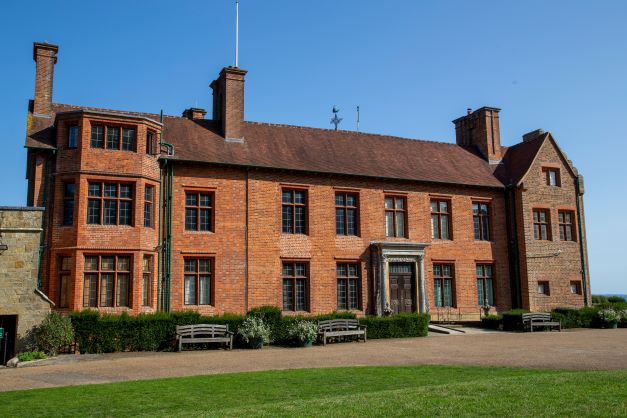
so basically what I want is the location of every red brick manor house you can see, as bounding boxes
[25,42,591,320]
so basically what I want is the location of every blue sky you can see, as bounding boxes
[1,1,625,293]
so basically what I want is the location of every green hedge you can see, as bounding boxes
[70,309,428,353]
[481,315,502,330]
[359,313,429,339]
[502,309,528,331]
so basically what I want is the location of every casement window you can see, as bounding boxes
[384,196,407,238]
[558,210,575,241]
[144,186,154,228]
[431,199,451,240]
[282,189,307,234]
[142,256,153,306]
[533,209,551,240]
[62,182,75,226]
[543,168,561,187]
[472,202,490,241]
[537,281,550,295]
[570,281,582,295]
[476,264,494,306]
[433,264,454,308]
[185,192,213,231]
[90,125,136,151]
[184,258,212,305]
[68,125,78,149]
[87,182,134,226]
[282,262,308,311]
[335,192,358,236]
[337,263,360,310]
[146,131,154,155]
[83,255,131,308]
[58,257,72,308]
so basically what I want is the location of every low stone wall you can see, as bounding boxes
[0,207,51,353]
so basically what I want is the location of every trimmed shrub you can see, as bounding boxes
[17,351,47,362]
[481,315,502,330]
[502,309,528,331]
[607,296,626,304]
[592,295,608,304]
[359,313,429,339]
[34,312,75,355]
[70,310,245,354]
[551,307,582,329]
[315,312,357,321]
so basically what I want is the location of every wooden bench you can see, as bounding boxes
[317,319,367,346]
[176,324,234,351]
[522,313,561,332]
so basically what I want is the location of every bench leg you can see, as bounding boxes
[323,333,327,346]
[178,338,182,352]
[229,337,233,350]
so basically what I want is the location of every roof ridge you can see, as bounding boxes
[244,120,457,147]
[52,102,183,120]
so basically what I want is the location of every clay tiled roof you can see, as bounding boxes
[494,133,547,186]
[26,103,507,188]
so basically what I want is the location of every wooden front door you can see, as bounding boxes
[389,263,415,314]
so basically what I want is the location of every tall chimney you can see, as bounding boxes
[453,106,502,163]
[32,42,59,116]
[210,66,247,141]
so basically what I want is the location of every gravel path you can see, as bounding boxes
[1,328,626,392]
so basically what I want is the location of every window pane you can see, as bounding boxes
[472,203,479,214]
[385,211,394,237]
[441,215,449,239]
[346,194,357,207]
[122,128,135,151]
[117,257,131,271]
[59,274,69,308]
[384,197,393,209]
[477,279,484,305]
[348,264,358,277]
[185,208,198,230]
[486,279,494,305]
[199,259,211,273]
[336,264,347,278]
[434,279,442,307]
[335,193,345,206]
[431,214,439,239]
[395,197,404,209]
[433,264,441,277]
[294,191,306,204]
[101,257,115,270]
[283,279,293,310]
[282,263,293,277]
[431,201,438,213]
[83,274,98,307]
[100,273,114,307]
[91,126,104,148]
[395,213,405,237]
[144,186,153,202]
[336,208,345,234]
[199,275,211,304]
[184,259,197,273]
[68,126,78,148]
[144,203,151,227]
[199,209,211,231]
[106,127,120,149]
[64,183,75,197]
[282,190,293,203]
[294,206,306,233]
[143,273,150,306]
[485,265,493,277]
[88,183,101,197]
[295,279,306,311]
[61,257,72,271]
[184,275,196,305]
[119,201,132,225]
[119,184,132,199]
[104,184,117,197]
[85,256,98,271]
[186,193,197,206]
[104,200,117,225]
[116,273,130,307]
[282,205,293,233]
[473,216,481,240]
[199,194,211,207]
[143,256,151,273]
[63,197,75,226]
[295,263,306,277]
[443,265,451,277]
[337,279,347,310]
[443,279,452,307]
[348,279,359,309]
[481,216,490,240]
[346,208,357,235]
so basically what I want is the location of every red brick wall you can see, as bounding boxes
[516,138,586,311]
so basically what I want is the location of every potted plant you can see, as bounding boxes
[286,320,317,347]
[238,316,270,349]
[597,308,619,329]
[618,309,627,328]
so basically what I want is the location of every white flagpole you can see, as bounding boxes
[235,0,239,67]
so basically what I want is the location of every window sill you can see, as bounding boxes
[184,230,214,234]
[281,233,309,236]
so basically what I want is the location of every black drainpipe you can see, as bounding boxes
[575,176,589,307]
[504,185,522,309]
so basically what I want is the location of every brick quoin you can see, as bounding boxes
[24,42,591,320]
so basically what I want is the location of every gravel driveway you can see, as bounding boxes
[1,328,625,392]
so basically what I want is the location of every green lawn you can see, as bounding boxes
[1,365,626,417]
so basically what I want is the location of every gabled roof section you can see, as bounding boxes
[494,132,578,187]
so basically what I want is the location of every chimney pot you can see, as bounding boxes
[32,42,59,116]
[453,106,503,163]
[210,66,247,141]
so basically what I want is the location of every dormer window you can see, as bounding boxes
[543,168,560,187]
[90,125,136,151]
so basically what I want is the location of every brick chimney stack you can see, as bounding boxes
[182,107,207,120]
[453,107,503,163]
[32,42,59,116]
[210,66,247,141]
